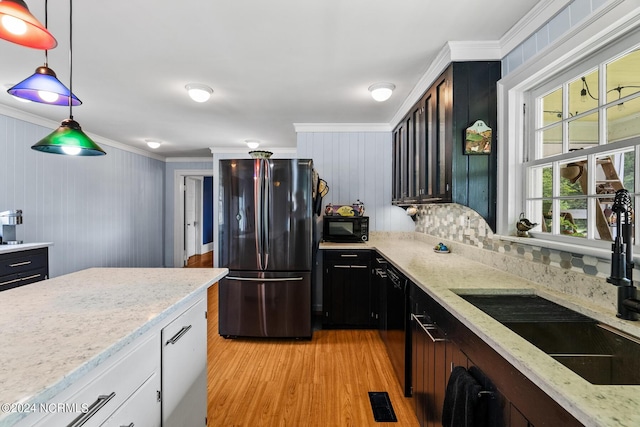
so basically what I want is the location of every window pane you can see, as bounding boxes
[607,95,640,143]
[558,199,587,238]
[541,88,562,126]
[571,70,598,114]
[541,125,562,157]
[559,160,586,196]
[606,48,640,104]
[568,112,599,151]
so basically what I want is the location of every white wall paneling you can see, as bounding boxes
[296,131,414,232]
[0,114,165,277]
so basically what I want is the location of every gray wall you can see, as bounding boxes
[0,114,165,277]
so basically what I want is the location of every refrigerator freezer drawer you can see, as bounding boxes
[218,271,312,339]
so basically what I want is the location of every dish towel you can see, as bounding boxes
[442,366,487,427]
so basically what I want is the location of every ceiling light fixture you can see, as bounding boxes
[0,0,56,49]
[245,139,260,149]
[7,0,80,105]
[368,82,395,102]
[146,139,161,149]
[185,83,213,103]
[31,0,105,156]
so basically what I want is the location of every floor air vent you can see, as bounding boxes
[368,391,397,422]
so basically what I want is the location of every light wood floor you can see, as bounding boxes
[186,251,213,268]
[207,284,419,426]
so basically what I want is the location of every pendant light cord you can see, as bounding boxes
[68,0,73,119]
[44,0,48,67]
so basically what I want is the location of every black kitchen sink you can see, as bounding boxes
[459,293,640,385]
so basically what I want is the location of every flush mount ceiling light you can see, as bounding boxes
[32,0,105,156]
[368,82,395,102]
[7,0,80,105]
[0,0,57,49]
[145,139,161,149]
[245,139,260,149]
[185,83,213,103]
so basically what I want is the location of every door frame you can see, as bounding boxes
[185,176,203,260]
[173,169,214,267]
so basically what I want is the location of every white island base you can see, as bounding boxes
[0,267,227,427]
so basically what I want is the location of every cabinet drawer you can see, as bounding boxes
[0,248,48,276]
[324,250,371,264]
[32,332,159,427]
[0,267,48,291]
[101,371,161,427]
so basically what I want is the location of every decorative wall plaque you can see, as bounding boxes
[465,120,492,155]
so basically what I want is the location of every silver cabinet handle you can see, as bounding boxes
[9,261,31,267]
[340,254,358,258]
[226,276,303,282]
[333,265,351,269]
[350,265,368,269]
[0,277,22,287]
[166,325,192,345]
[67,392,115,427]
[411,314,447,343]
[0,274,42,287]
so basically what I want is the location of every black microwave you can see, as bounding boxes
[323,216,369,242]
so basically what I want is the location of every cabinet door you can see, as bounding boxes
[392,124,404,202]
[433,68,452,201]
[162,297,207,427]
[411,315,426,427]
[323,251,371,328]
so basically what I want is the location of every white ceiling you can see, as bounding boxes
[0,0,541,158]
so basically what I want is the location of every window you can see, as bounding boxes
[524,44,640,245]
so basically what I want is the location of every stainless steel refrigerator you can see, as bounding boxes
[218,158,313,338]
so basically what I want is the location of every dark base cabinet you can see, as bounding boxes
[0,247,49,292]
[322,250,375,328]
[410,283,582,427]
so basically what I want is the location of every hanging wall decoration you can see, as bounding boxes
[464,120,492,155]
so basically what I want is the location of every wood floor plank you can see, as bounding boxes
[207,284,419,426]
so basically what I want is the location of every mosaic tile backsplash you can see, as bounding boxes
[410,203,621,312]
[413,203,612,278]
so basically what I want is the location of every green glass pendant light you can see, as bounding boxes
[31,0,105,156]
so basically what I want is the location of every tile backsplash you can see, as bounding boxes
[410,203,619,312]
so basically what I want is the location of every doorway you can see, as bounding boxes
[173,169,214,267]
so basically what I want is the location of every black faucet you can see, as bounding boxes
[606,189,640,320]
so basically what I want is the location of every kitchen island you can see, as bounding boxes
[321,233,640,427]
[0,267,227,427]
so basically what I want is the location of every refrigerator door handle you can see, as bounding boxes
[255,160,265,270]
[226,276,304,282]
[262,159,270,269]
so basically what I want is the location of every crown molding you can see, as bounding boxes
[165,157,214,163]
[448,40,502,61]
[293,123,392,133]
[0,104,166,161]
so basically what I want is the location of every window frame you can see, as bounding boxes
[522,40,640,249]
[496,10,640,258]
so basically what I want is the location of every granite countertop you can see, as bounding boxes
[0,267,227,425]
[321,235,640,427]
[0,242,53,254]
